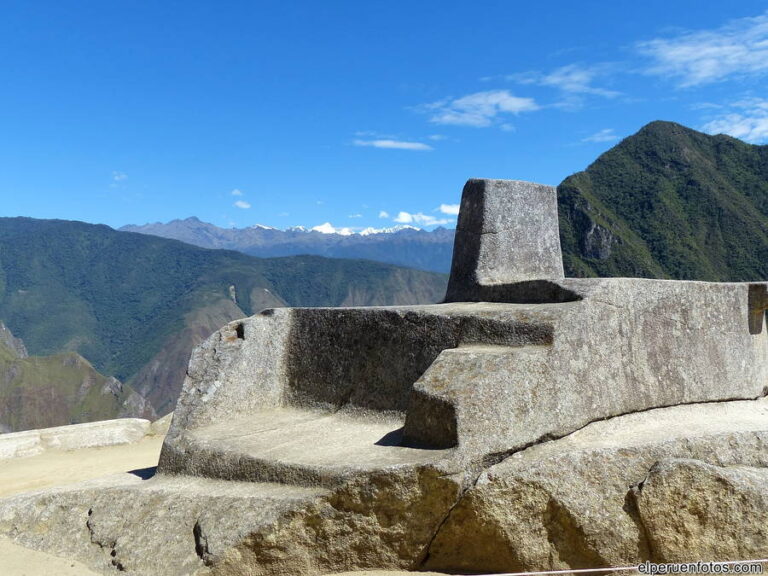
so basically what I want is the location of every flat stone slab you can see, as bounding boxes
[0,419,151,460]
[164,407,450,487]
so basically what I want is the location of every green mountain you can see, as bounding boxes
[558,121,768,280]
[0,324,151,433]
[0,218,448,422]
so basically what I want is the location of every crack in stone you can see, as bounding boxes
[193,520,213,566]
[86,508,125,572]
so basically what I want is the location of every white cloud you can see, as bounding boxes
[427,134,447,141]
[438,203,460,215]
[311,222,353,236]
[231,188,244,196]
[701,98,768,143]
[233,200,251,209]
[353,139,432,151]
[354,130,396,139]
[378,210,390,219]
[394,211,451,227]
[425,90,539,127]
[517,64,620,98]
[112,171,127,182]
[637,11,768,87]
[348,213,363,218]
[582,128,620,143]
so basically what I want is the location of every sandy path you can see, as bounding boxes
[0,435,165,498]
[0,536,101,576]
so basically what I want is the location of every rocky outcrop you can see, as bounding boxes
[0,473,325,576]
[0,322,27,358]
[635,459,768,561]
[424,399,768,573]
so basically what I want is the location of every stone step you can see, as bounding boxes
[0,471,326,576]
[161,407,451,488]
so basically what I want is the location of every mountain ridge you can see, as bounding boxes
[120,219,456,273]
[558,120,768,280]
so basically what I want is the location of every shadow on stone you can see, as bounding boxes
[128,466,157,480]
[374,427,404,447]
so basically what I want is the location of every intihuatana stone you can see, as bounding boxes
[445,179,564,302]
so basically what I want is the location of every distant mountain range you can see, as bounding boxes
[122,123,768,285]
[0,218,447,430]
[120,219,457,273]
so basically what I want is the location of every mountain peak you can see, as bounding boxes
[559,120,768,281]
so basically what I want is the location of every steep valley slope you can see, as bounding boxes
[0,322,152,433]
[0,219,448,427]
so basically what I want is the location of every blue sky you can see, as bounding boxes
[2,1,768,232]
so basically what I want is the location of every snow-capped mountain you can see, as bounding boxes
[120,217,455,273]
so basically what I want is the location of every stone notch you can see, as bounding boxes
[445,179,564,303]
[748,283,768,335]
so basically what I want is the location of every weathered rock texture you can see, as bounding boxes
[424,399,768,572]
[635,459,768,562]
[0,322,27,358]
[446,179,564,302]
[1,178,768,576]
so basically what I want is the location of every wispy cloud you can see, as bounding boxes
[231,188,244,196]
[424,90,539,127]
[393,211,451,226]
[582,128,620,143]
[438,203,460,215]
[112,171,128,182]
[354,139,432,151]
[234,200,251,209]
[515,64,620,98]
[378,210,390,219]
[700,98,768,143]
[348,213,363,218]
[637,11,768,87]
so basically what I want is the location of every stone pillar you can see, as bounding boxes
[445,179,564,302]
